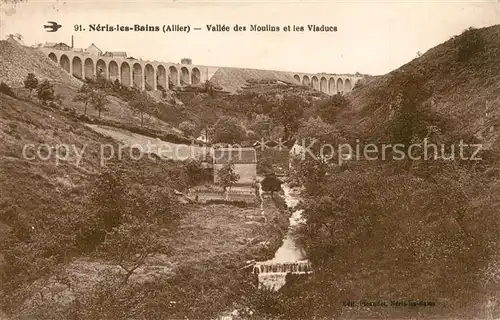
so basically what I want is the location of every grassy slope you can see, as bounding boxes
[344,25,500,148]
[0,41,80,87]
[0,93,112,225]
[86,124,207,160]
[210,67,299,93]
[0,40,179,135]
[52,82,176,132]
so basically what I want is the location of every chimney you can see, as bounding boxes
[71,35,74,48]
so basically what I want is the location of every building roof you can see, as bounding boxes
[213,147,257,164]
[52,42,71,48]
[87,43,102,53]
[104,51,127,56]
[43,42,57,48]
[6,34,25,46]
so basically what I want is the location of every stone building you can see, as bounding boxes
[43,42,71,51]
[86,43,102,56]
[6,34,24,46]
[213,147,257,185]
[103,51,127,58]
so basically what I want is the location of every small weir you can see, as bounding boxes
[252,260,313,274]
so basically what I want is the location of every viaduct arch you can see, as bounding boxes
[108,61,119,82]
[292,73,361,95]
[41,48,362,96]
[84,58,95,80]
[59,54,70,74]
[96,59,107,79]
[72,57,82,79]
[41,49,209,91]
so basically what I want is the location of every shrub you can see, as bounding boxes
[261,173,282,197]
[183,159,210,186]
[456,27,486,62]
[316,94,350,124]
[36,80,55,106]
[212,116,246,143]
[179,120,198,137]
[217,162,240,192]
[23,73,39,98]
[352,79,365,90]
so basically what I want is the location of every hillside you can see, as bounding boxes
[0,93,113,209]
[0,40,181,137]
[252,25,500,320]
[209,66,300,93]
[0,41,81,87]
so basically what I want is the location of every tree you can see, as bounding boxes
[387,71,437,148]
[129,93,155,126]
[99,217,166,283]
[217,162,240,194]
[179,120,198,137]
[316,93,349,124]
[183,159,208,186]
[36,80,55,106]
[23,73,38,98]
[73,83,94,115]
[212,116,246,144]
[90,89,109,118]
[261,173,282,197]
[249,114,272,140]
[270,94,305,140]
[202,80,220,98]
[296,116,342,158]
[90,168,129,232]
[289,156,330,196]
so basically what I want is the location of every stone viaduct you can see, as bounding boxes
[292,73,362,95]
[40,48,362,95]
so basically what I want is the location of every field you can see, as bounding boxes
[13,198,289,319]
[86,124,207,161]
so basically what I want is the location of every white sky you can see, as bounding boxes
[1,0,499,75]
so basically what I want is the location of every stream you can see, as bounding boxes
[218,184,309,319]
[255,184,309,291]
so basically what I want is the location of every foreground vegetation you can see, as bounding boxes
[246,26,500,319]
[0,90,289,319]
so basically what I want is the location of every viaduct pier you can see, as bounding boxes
[40,48,362,95]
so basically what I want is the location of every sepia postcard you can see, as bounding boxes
[0,0,500,319]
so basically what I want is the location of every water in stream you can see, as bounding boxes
[217,185,310,319]
[256,184,309,291]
